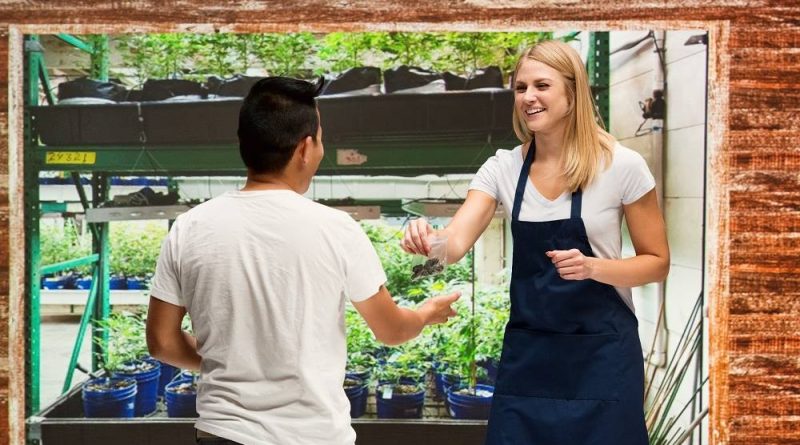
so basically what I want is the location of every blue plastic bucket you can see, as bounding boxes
[82,377,137,418]
[344,377,367,418]
[109,276,127,290]
[434,371,461,399]
[375,384,425,419]
[114,360,161,416]
[75,276,93,290]
[165,378,198,417]
[154,361,178,397]
[446,384,494,419]
[126,277,149,290]
[345,369,371,383]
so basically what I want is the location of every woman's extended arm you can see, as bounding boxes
[402,190,497,264]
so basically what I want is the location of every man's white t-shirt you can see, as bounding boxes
[150,189,386,445]
[469,143,656,311]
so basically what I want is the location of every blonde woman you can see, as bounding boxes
[402,40,669,444]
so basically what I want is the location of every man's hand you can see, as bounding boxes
[418,291,461,325]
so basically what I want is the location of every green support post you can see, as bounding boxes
[89,35,109,82]
[91,174,111,371]
[24,35,42,415]
[587,32,610,130]
[63,267,100,393]
[55,34,95,54]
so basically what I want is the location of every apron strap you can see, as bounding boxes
[570,189,583,219]
[514,140,584,221]
[512,141,536,222]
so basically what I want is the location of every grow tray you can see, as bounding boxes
[28,380,487,445]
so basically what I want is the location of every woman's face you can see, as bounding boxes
[514,59,571,137]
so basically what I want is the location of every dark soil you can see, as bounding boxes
[378,383,421,395]
[85,378,134,392]
[167,382,196,395]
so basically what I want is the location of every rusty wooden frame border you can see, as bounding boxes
[7,20,731,445]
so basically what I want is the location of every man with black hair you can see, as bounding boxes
[145,77,460,445]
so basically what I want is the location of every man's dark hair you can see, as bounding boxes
[238,77,323,174]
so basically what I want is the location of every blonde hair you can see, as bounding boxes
[511,40,615,192]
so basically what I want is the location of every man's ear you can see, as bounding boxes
[295,136,314,165]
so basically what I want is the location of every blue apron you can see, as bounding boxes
[485,141,648,445]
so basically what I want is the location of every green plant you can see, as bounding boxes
[376,340,430,386]
[190,33,252,79]
[250,33,317,77]
[372,32,443,69]
[345,305,378,352]
[110,222,167,277]
[116,34,198,86]
[316,32,384,74]
[39,220,92,275]
[474,285,510,365]
[345,304,379,374]
[94,310,148,374]
[645,294,707,445]
[362,222,472,304]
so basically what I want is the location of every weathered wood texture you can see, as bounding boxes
[1,1,799,445]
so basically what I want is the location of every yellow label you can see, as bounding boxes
[45,151,97,165]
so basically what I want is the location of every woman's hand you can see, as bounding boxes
[402,218,435,256]
[546,249,596,280]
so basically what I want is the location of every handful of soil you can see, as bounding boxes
[411,257,444,280]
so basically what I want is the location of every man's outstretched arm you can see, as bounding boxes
[352,286,460,346]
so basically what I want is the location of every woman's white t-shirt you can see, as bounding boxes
[469,142,656,311]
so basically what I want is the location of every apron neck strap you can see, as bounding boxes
[512,141,536,222]
[513,140,584,221]
[570,189,583,219]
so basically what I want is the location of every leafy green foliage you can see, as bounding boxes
[315,33,384,74]
[345,304,379,374]
[250,33,318,77]
[39,220,92,274]
[94,310,148,373]
[361,222,471,304]
[115,34,198,85]
[109,222,167,277]
[189,34,253,79]
[375,339,430,386]
[114,31,556,84]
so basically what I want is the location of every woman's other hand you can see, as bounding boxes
[546,248,596,280]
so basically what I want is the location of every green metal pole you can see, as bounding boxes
[55,34,95,54]
[40,254,99,276]
[587,32,610,130]
[24,35,42,415]
[89,35,109,82]
[91,174,111,371]
[63,267,99,393]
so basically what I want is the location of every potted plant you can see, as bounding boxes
[165,370,198,418]
[474,286,510,384]
[439,292,495,419]
[92,311,161,417]
[346,305,379,380]
[81,375,138,418]
[374,341,429,419]
[110,222,166,289]
[343,375,368,419]
[40,221,91,289]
